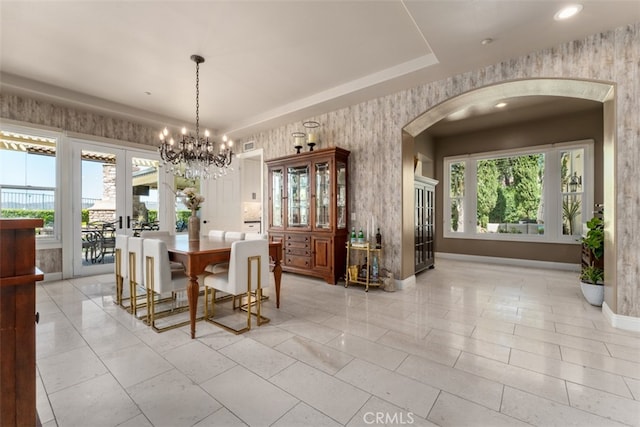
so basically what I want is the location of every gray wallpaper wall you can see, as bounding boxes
[1,23,638,317]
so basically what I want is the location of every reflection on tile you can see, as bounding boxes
[397,354,503,411]
[501,386,627,426]
[201,365,298,426]
[561,346,640,380]
[275,335,353,374]
[455,351,568,404]
[37,346,107,393]
[35,258,640,426]
[163,340,236,384]
[428,392,529,427]
[376,330,460,367]
[425,329,511,363]
[271,362,370,424]
[49,373,140,426]
[336,359,439,418]
[219,337,296,379]
[509,349,631,398]
[473,326,561,358]
[127,369,221,426]
[326,332,408,370]
[101,343,173,389]
[566,382,640,426]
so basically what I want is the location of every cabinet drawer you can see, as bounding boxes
[286,240,310,250]
[286,234,310,243]
[285,254,311,269]
[286,247,310,256]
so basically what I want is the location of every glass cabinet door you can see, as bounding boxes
[287,165,309,227]
[271,168,284,228]
[315,161,330,229]
[336,161,346,229]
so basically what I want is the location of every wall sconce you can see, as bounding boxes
[303,121,320,151]
[569,172,582,192]
[292,132,306,154]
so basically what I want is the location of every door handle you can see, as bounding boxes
[118,216,123,229]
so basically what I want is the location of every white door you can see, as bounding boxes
[72,141,167,276]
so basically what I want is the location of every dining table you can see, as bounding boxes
[161,234,283,338]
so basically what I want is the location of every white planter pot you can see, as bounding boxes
[580,281,604,307]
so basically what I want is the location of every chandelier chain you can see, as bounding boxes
[195,60,200,141]
[157,54,234,180]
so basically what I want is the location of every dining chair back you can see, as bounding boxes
[127,237,145,316]
[224,231,245,241]
[203,239,269,334]
[143,238,189,332]
[208,230,226,240]
[114,234,129,307]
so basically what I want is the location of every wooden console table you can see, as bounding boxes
[0,219,44,426]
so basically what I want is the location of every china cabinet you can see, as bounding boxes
[415,176,438,273]
[267,147,349,284]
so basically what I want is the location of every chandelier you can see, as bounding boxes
[158,54,233,179]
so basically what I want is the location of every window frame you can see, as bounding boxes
[0,123,63,245]
[443,139,594,244]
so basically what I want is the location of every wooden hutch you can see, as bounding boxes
[0,219,43,426]
[267,147,349,284]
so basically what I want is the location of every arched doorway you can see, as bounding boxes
[401,78,616,309]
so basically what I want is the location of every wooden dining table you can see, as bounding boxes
[161,235,283,338]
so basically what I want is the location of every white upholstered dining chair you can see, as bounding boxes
[143,238,190,332]
[203,239,270,334]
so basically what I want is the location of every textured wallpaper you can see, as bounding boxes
[1,24,638,316]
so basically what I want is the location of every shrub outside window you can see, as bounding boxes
[444,140,593,243]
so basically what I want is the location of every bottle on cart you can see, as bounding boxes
[360,257,367,278]
[350,227,356,244]
[357,228,364,243]
[375,228,382,248]
[372,254,379,280]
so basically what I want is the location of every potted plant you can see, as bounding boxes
[580,265,604,306]
[580,216,604,306]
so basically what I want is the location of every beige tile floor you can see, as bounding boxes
[35,259,640,426]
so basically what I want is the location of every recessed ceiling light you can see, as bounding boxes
[495,102,507,108]
[554,4,583,20]
[481,38,493,45]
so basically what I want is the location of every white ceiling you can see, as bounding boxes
[1,1,638,139]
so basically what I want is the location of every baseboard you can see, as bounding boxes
[395,275,416,290]
[435,252,580,272]
[42,272,62,282]
[603,302,640,332]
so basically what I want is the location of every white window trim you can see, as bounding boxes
[0,123,64,247]
[443,139,594,244]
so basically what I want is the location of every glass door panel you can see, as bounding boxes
[271,168,283,228]
[131,156,161,235]
[76,146,124,275]
[315,161,330,229]
[287,164,309,228]
[336,162,346,229]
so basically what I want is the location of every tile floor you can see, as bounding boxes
[35,259,640,426]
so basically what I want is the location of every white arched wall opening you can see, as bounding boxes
[400,78,616,311]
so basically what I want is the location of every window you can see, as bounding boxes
[444,140,593,243]
[0,129,59,239]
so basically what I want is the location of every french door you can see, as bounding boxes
[72,141,169,276]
